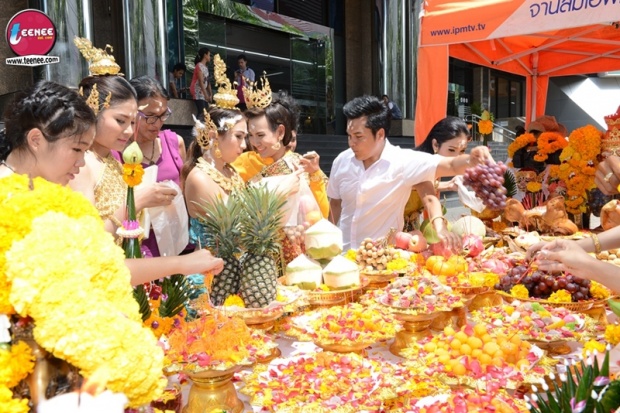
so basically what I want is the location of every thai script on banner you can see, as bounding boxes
[530,0,620,18]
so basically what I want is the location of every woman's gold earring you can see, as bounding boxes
[271,140,281,151]
[213,140,222,158]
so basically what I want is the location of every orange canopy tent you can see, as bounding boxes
[415,0,620,144]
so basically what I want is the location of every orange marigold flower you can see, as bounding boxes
[122,163,144,187]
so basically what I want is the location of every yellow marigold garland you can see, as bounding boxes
[533,132,567,162]
[478,119,493,135]
[122,163,145,188]
[0,175,99,314]
[507,133,536,159]
[5,212,165,407]
[0,340,35,411]
[0,386,29,413]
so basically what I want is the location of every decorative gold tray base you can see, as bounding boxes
[183,366,243,413]
[527,339,572,356]
[315,341,372,356]
[361,271,400,290]
[390,312,438,357]
[255,347,282,364]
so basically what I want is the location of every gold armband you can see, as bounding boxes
[431,216,448,228]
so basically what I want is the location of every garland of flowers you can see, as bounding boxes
[550,125,602,214]
[478,119,493,135]
[533,131,568,162]
[507,132,536,160]
[0,341,34,413]
[5,212,166,407]
[0,174,99,314]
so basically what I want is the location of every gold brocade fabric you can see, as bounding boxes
[93,154,126,225]
[195,158,245,194]
[258,151,299,178]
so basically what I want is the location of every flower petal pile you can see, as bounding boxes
[165,314,277,372]
[240,352,408,411]
[286,303,398,346]
[471,302,596,342]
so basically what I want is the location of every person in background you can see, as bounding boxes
[286,131,298,152]
[168,62,187,99]
[235,54,255,111]
[382,94,402,120]
[122,76,188,257]
[328,95,494,251]
[403,116,471,231]
[1,79,223,286]
[189,47,212,116]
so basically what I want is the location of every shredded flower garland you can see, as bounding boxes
[0,341,34,413]
[550,125,602,214]
[5,212,166,407]
[507,133,536,159]
[533,132,567,162]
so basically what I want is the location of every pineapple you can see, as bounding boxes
[238,185,286,308]
[196,194,243,306]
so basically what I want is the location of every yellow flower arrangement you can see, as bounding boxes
[0,340,35,412]
[122,163,145,188]
[0,386,29,413]
[590,281,611,300]
[533,132,568,162]
[0,174,99,314]
[604,324,620,346]
[526,182,542,193]
[5,212,166,407]
[548,289,572,303]
[507,133,536,159]
[223,294,245,307]
[510,284,529,299]
[478,119,493,135]
[551,125,603,215]
[344,249,357,262]
[582,339,606,358]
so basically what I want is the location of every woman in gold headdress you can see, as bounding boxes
[69,38,224,284]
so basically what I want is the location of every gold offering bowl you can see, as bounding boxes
[305,276,370,309]
[182,366,243,413]
[255,347,282,364]
[390,312,438,357]
[314,340,374,356]
[527,339,572,356]
[237,307,284,331]
[361,271,399,290]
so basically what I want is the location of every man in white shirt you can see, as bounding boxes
[236,54,256,111]
[327,95,494,251]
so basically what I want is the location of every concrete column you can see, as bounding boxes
[344,0,374,100]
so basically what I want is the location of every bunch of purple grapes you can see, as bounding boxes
[463,160,508,210]
[495,265,592,301]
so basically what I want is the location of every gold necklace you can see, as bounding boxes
[142,139,157,166]
[196,158,244,193]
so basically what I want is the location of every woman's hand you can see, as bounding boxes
[435,224,461,253]
[182,249,224,275]
[135,182,178,210]
[299,152,320,175]
[525,241,550,261]
[438,177,458,192]
[533,239,597,280]
[595,155,620,195]
[468,146,494,166]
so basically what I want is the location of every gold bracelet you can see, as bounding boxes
[431,216,448,228]
[591,233,602,254]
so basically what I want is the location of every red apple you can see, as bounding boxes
[407,230,427,252]
[394,231,413,250]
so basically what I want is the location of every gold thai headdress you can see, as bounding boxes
[74,37,120,114]
[243,71,272,109]
[212,54,239,110]
[193,109,217,150]
[73,37,122,76]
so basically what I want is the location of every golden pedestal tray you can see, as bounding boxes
[527,339,572,356]
[182,366,243,413]
[295,276,370,308]
[361,270,400,290]
[314,340,374,356]
[389,312,438,357]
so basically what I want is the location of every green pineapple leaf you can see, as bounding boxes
[503,169,518,198]
[158,274,189,318]
[133,284,151,322]
[195,193,243,258]
[239,184,286,256]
